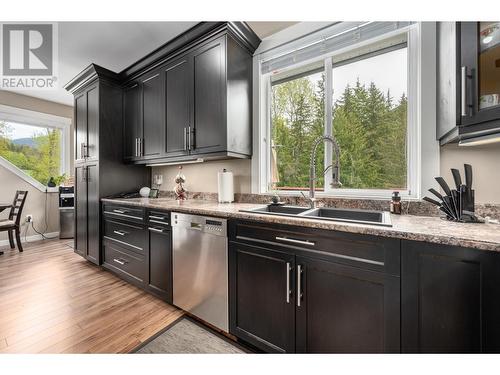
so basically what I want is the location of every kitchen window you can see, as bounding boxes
[0,105,71,190]
[256,22,433,199]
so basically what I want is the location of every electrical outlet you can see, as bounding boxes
[26,214,33,223]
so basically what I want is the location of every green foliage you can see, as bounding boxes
[271,73,325,190]
[0,121,63,186]
[271,76,407,190]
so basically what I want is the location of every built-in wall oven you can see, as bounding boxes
[59,186,74,239]
[171,212,228,332]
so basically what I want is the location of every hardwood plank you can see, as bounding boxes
[0,239,183,353]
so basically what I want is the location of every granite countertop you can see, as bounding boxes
[101,197,500,252]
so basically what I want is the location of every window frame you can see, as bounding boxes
[254,23,432,200]
[0,104,71,192]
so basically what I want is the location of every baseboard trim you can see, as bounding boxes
[0,231,60,247]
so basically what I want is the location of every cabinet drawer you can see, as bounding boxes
[103,218,146,255]
[103,240,146,284]
[103,203,145,223]
[229,220,400,276]
[147,210,170,226]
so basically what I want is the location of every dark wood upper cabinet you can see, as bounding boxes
[437,21,500,144]
[86,86,99,161]
[75,93,87,163]
[74,83,99,163]
[191,37,226,155]
[123,83,141,161]
[164,56,191,157]
[295,255,400,353]
[229,242,296,353]
[120,23,258,164]
[461,22,500,129]
[401,240,500,353]
[141,71,164,159]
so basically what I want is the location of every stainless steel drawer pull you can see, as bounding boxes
[113,230,128,236]
[113,258,126,265]
[112,209,127,214]
[297,265,303,307]
[286,262,291,303]
[148,227,165,233]
[149,215,167,220]
[275,236,315,246]
[184,127,188,151]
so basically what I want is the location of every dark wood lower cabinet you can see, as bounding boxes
[101,208,173,304]
[229,242,296,353]
[228,231,400,353]
[147,228,173,303]
[401,240,500,353]
[75,165,87,258]
[75,163,99,264]
[295,256,400,353]
[86,164,100,264]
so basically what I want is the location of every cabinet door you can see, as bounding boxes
[229,242,295,353]
[74,165,87,258]
[164,56,191,157]
[148,228,173,303]
[296,256,400,353]
[86,164,100,265]
[191,37,226,154]
[75,93,87,163]
[123,83,141,161]
[461,22,500,127]
[86,85,99,161]
[402,240,500,353]
[142,71,163,158]
[436,22,461,140]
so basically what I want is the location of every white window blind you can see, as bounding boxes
[260,21,414,75]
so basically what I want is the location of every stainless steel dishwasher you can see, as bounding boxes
[171,212,228,332]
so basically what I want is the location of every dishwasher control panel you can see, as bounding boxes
[172,212,227,237]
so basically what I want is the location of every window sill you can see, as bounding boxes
[264,190,418,201]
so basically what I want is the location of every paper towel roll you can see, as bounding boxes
[218,169,234,203]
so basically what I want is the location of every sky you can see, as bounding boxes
[332,47,407,104]
[300,47,408,105]
[3,122,49,139]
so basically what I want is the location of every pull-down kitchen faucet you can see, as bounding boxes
[303,135,341,209]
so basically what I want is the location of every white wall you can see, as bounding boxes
[440,143,500,204]
[0,91,73,244]
[152,159,251,194]
[0,166,60,242]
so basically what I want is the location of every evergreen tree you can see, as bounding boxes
[271,75,407,191]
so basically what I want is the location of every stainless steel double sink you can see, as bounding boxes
[240,204,392,227]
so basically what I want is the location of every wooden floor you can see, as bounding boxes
[0,239,183,353]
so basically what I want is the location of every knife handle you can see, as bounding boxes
[451,169,462,190]
[435,177,452,196]
[464,164,473,189]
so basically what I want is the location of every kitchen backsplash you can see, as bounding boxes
[157,190,500,219]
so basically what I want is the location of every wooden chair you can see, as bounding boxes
[0,190,28,254]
